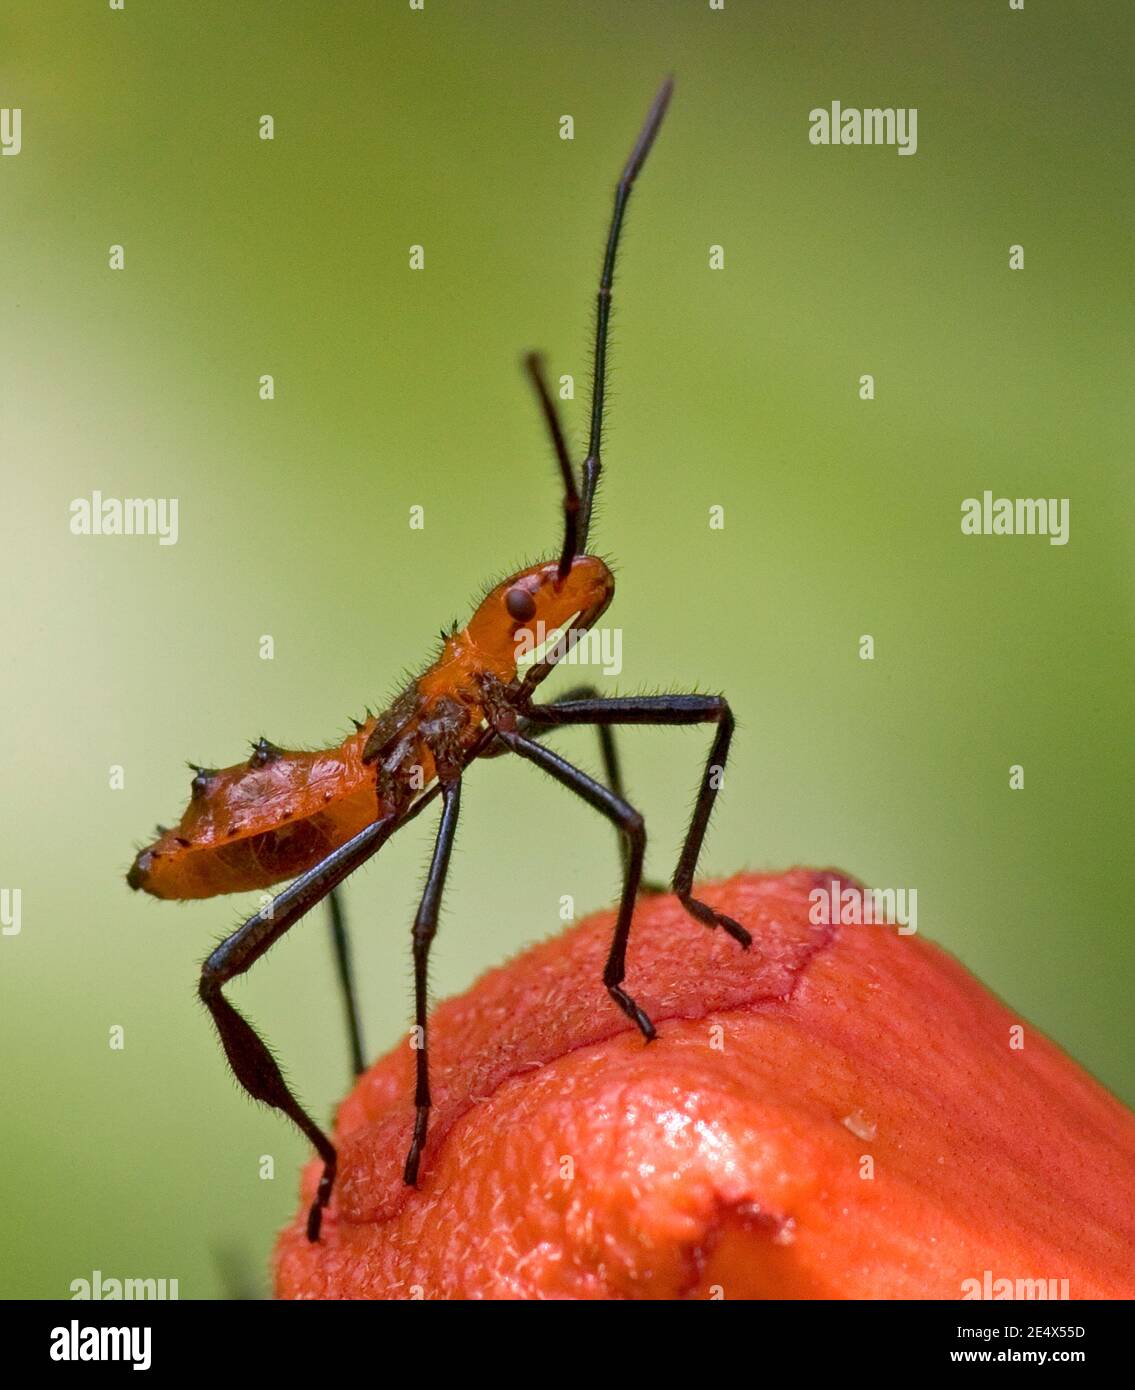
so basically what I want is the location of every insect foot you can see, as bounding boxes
[306,1153,337,1244]
[677,891,753,950]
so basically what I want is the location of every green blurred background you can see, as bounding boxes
[2,1,1132,1299]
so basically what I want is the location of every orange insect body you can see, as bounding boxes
[128,557,614,901]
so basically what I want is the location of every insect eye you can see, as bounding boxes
[506,587,537,622]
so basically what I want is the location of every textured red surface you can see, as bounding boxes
[275,870,1135,1299]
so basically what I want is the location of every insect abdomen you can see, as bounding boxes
[128,723,389,900]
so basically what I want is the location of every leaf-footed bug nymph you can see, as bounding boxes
[128,79,748,1243]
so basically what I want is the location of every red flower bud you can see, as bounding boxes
[276,871,1135,1299]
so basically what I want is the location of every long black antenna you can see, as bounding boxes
[577,77,674,550]
[524,352,580,578]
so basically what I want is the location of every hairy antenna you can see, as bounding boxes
[578,76,674,550]
[523,352,580,579]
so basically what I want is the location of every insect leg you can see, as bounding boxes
[327,887,365,1079]
[545,688,665,892]
[403,779,462,1188]
[489,683,667,892]
[484,685,618,783]
[544,684,624,799]
[493,730,655,1040]
[199,790,442,1243]
[522,695,751,948]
